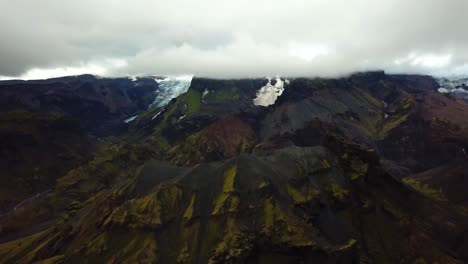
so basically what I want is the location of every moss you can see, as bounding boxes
[209,217,254,264]
[180,89,201,115]
[0,226,72,264]
[262,197,286,230]
[104,185,183,229]
[177,246,191,263]
[294,162,306,179]
[358,88,383,108]
[197,80,241,104]
[340,88,383,138]
[349,159,369,180]
[206,86,240,102]
[33,255,65,264]
[159,185,184,213]
[413,258,429,264]
[212,165,239,215]
[113,235,158,263]
[227,195,240,213]
[183,194,196,220]
[379,112,409,139]
[80,232,110,256]
[263,197,276,229]
[321,159,331,169]
[257,180,270,189]
[362,199,372,209]
[261,196,319,250]
[328,182,349,202]
[0,228,48,263]
[134,106,164,123]
[455,205,468,216]
[378,95,414,139]
[239,139,252,153]
[75,232,159,263]
[287,185,320,205]
[223,165,237,193]
[169,132,205,165]
[336,239,357,251]
[400,95,414,109]
[403,178,448,202]
[341,90,414,140]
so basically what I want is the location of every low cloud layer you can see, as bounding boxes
[1,0,468,79]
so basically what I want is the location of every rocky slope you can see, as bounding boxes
[0,74,166,135]
[0,74,192,213]
[0,72,467,263]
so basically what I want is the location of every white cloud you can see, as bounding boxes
[20,65,106,80]
[1,0,468,79]
[0,59,127,80]
[410,54,452,68]
[288,43,330,62]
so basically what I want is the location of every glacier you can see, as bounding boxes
[436,77,468,99]
[149,75,193,108]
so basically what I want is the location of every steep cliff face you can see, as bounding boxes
[0,75,162,135]
[378,90,468,174]
[0,110,90,212]
[0,72,467,263]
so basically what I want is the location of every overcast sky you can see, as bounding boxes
[1,0,468,79]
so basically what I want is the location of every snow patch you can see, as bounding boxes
[154,77,169,84]
[178,114,186,121]
[253,77,286,107]
[151,108,165,120]
[202,89,210,103]
[437,88,450,93]
[124,115,138,123]
[381,100,388,108]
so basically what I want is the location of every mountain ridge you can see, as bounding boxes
[0,71,467,263]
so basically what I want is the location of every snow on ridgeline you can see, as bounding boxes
[149,75,193,108]
[436,77,468,97]
[253,77,288,107]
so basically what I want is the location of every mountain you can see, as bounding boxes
[0,74,194,215]
[0,75,162,135]
[0,72,467,263]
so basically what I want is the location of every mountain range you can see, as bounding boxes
[0,71,467,263]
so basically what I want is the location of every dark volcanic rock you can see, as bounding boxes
[0,75,160,136]
[0,72,467,264]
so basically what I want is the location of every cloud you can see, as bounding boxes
[0,59,127,80]
[1,0,468,79]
